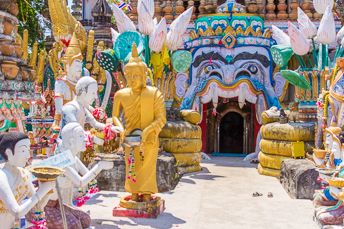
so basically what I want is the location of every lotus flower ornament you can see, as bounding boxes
[138,0,155,35]
[271,25,291,46]
[313,0,334,14]
[297,7,317,39]
[149,18,167,53]
[315,6,336,44]
[166,7,193,51]
[288,22,311,56]
[110,3,136,33]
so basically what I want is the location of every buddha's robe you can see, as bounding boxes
[112,86,166,194]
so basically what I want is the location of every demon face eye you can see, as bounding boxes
[248,65,258,74]
[204,65,215,74]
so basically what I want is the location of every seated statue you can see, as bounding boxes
[0,132,54,228]
[112,44,166,202]
[45,122,113,229]
[313,129,344,225]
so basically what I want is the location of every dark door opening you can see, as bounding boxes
[219,112,244,153]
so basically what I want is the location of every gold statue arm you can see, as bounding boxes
[148,90,167,135]
[112,93,124,132]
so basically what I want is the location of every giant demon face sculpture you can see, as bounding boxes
[180,15,288,124]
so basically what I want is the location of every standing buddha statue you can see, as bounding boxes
[112,44,167,203]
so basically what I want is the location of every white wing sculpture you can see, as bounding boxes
[149,17,167,52]
[288,21,310,55]
[297,7,317,39]
[166,7,193,51]
[110,3,136,33]
[138,0,155,35]
[271,25,291,46]
[313,0,334,14]
[111,28,120,46]
[315,6,336,45]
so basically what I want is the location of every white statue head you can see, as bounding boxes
[63,32,84,83]
[75,77,98,106]
[66,59,83,83]
[61,122,86,154]
[0,132,30,167]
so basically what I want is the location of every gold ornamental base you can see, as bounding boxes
[113,195,165,218]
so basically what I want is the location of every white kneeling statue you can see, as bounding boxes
[44,122,113,229]
[0,132,54,228]
[61,76,122,133]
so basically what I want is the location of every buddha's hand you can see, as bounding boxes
[99,161,114,170]
[111,125,124,133]
[142,125,155,144]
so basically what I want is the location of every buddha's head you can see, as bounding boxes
[0,132,30,167]
[124,43,147,92]
[61,122,86,154]
[63,32,83,83]
[76,76,98,106]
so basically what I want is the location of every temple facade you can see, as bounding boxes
[72,0,340,155]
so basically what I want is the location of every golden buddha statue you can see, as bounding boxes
[112,44,167,203]
[52,32,84,129]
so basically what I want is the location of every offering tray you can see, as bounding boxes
[94,152,121,161]
[29,166,64,182]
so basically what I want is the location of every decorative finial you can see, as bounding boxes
[62,32,83,66]
[132,43,138,58]
[127,42,145,65]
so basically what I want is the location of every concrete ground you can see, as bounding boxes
[81,157,317,229]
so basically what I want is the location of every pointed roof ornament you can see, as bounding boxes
[62,32,83,65]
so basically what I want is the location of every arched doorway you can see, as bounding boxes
[219,112,244,153]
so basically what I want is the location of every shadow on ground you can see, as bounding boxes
[201,156,258,168]
[86,193,119,205]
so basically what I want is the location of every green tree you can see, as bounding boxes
[17,0,47,48]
